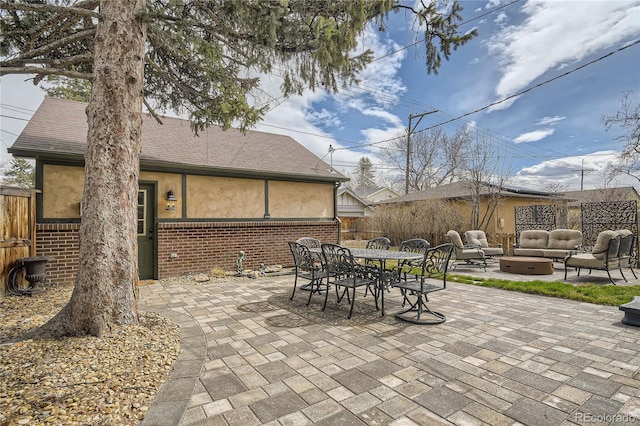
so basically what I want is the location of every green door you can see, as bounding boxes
[137,184,156,280]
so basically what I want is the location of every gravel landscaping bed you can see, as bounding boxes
[0,283,180,426]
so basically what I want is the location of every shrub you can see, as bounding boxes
[372,199,464,245]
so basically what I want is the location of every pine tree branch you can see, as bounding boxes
[7,28,96,63]
[0,66,92,81]
[143,98,164,125]
[2,53,93,68]
[0,1,100,20]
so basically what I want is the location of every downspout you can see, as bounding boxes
[334,181,341,243]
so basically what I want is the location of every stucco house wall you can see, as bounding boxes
[11,98,345,285]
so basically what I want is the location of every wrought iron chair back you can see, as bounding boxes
[320,243,376,319]
[296,237,321,249]
[366,237,391,250]
[392,243,454,324]
[288,241,323,302]
[396,238,430,272]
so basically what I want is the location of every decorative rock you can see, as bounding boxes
[265,265,283,273]
[193,274,210,283]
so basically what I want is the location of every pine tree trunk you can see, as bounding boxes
[35,0,147,338]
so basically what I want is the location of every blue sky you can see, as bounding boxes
[1,0,639,193]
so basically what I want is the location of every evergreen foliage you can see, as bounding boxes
[355,156,376,190]
[1,0,477,132]
[1,157,34,188]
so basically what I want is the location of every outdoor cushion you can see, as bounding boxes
[547,229,582,250]
[446,230,464,249]
[592,230,619,260]
[543,249,578,259]
[465,230,490,247]
[616,229,633,238]
[464,230,503,257]
[518,230,549,249]
[565,253,616,269]
[513,248,545,257]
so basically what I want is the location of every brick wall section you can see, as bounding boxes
[36,221,339,284]
[157,221,339,278]
[36,223,81,286]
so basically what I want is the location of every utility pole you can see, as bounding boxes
[405,109,438,194]
[572,159,595,190]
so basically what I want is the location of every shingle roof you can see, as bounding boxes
[561,187,639,206]
[376,180,565,204]
[9,97,345,182]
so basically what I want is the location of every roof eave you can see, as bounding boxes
[9,148,348,183]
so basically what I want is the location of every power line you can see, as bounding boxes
[0,114,31,121]
[413,40,640,136]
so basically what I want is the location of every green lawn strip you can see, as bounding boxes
[448,274,639,306]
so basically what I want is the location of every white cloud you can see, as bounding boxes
[494,12,508,24]
[513,128,555,143]
[510,150,639,191]
[252,23,410,174]
[360,108,403,127]
[307,108,342,128]
[536,116,566,126]
[486,0,506,9]
[486,1,640,109]
[334,24,407,110]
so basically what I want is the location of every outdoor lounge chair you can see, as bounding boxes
[564,231,621,285]
[446,230,486,270]
[464,230,503,258]
[392,243,454,324]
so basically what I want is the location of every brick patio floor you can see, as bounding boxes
[139,264,640,425]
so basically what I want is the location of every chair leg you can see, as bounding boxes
[290,273,298,300]
[321,280,330,311]
[348,287,356,319]
[606,269,616,285]
[631,267,638,279]
[620,268,628,282]
[395,293,445,325]
[306,277,319,307]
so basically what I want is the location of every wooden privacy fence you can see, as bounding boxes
[1,186,37,296]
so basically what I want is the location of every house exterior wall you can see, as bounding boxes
[37,220,339,285]
[37,163,339,285]
[187,175,264,218]
[450,197,561,235]
[157,221,338,278]
[269,181,333,218]
[43,165,183,220]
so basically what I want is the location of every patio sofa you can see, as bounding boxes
[513,229,582,260]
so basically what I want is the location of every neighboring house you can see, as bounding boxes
[337,186,399,240]
[376,180,568,236]
[355,186,400,204]
[337,187,371,218]
[562,187,640,210]
[9,97,347,285]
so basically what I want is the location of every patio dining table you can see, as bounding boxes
[310,247,424,316]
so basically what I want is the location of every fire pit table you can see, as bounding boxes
[499,256,554,275]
